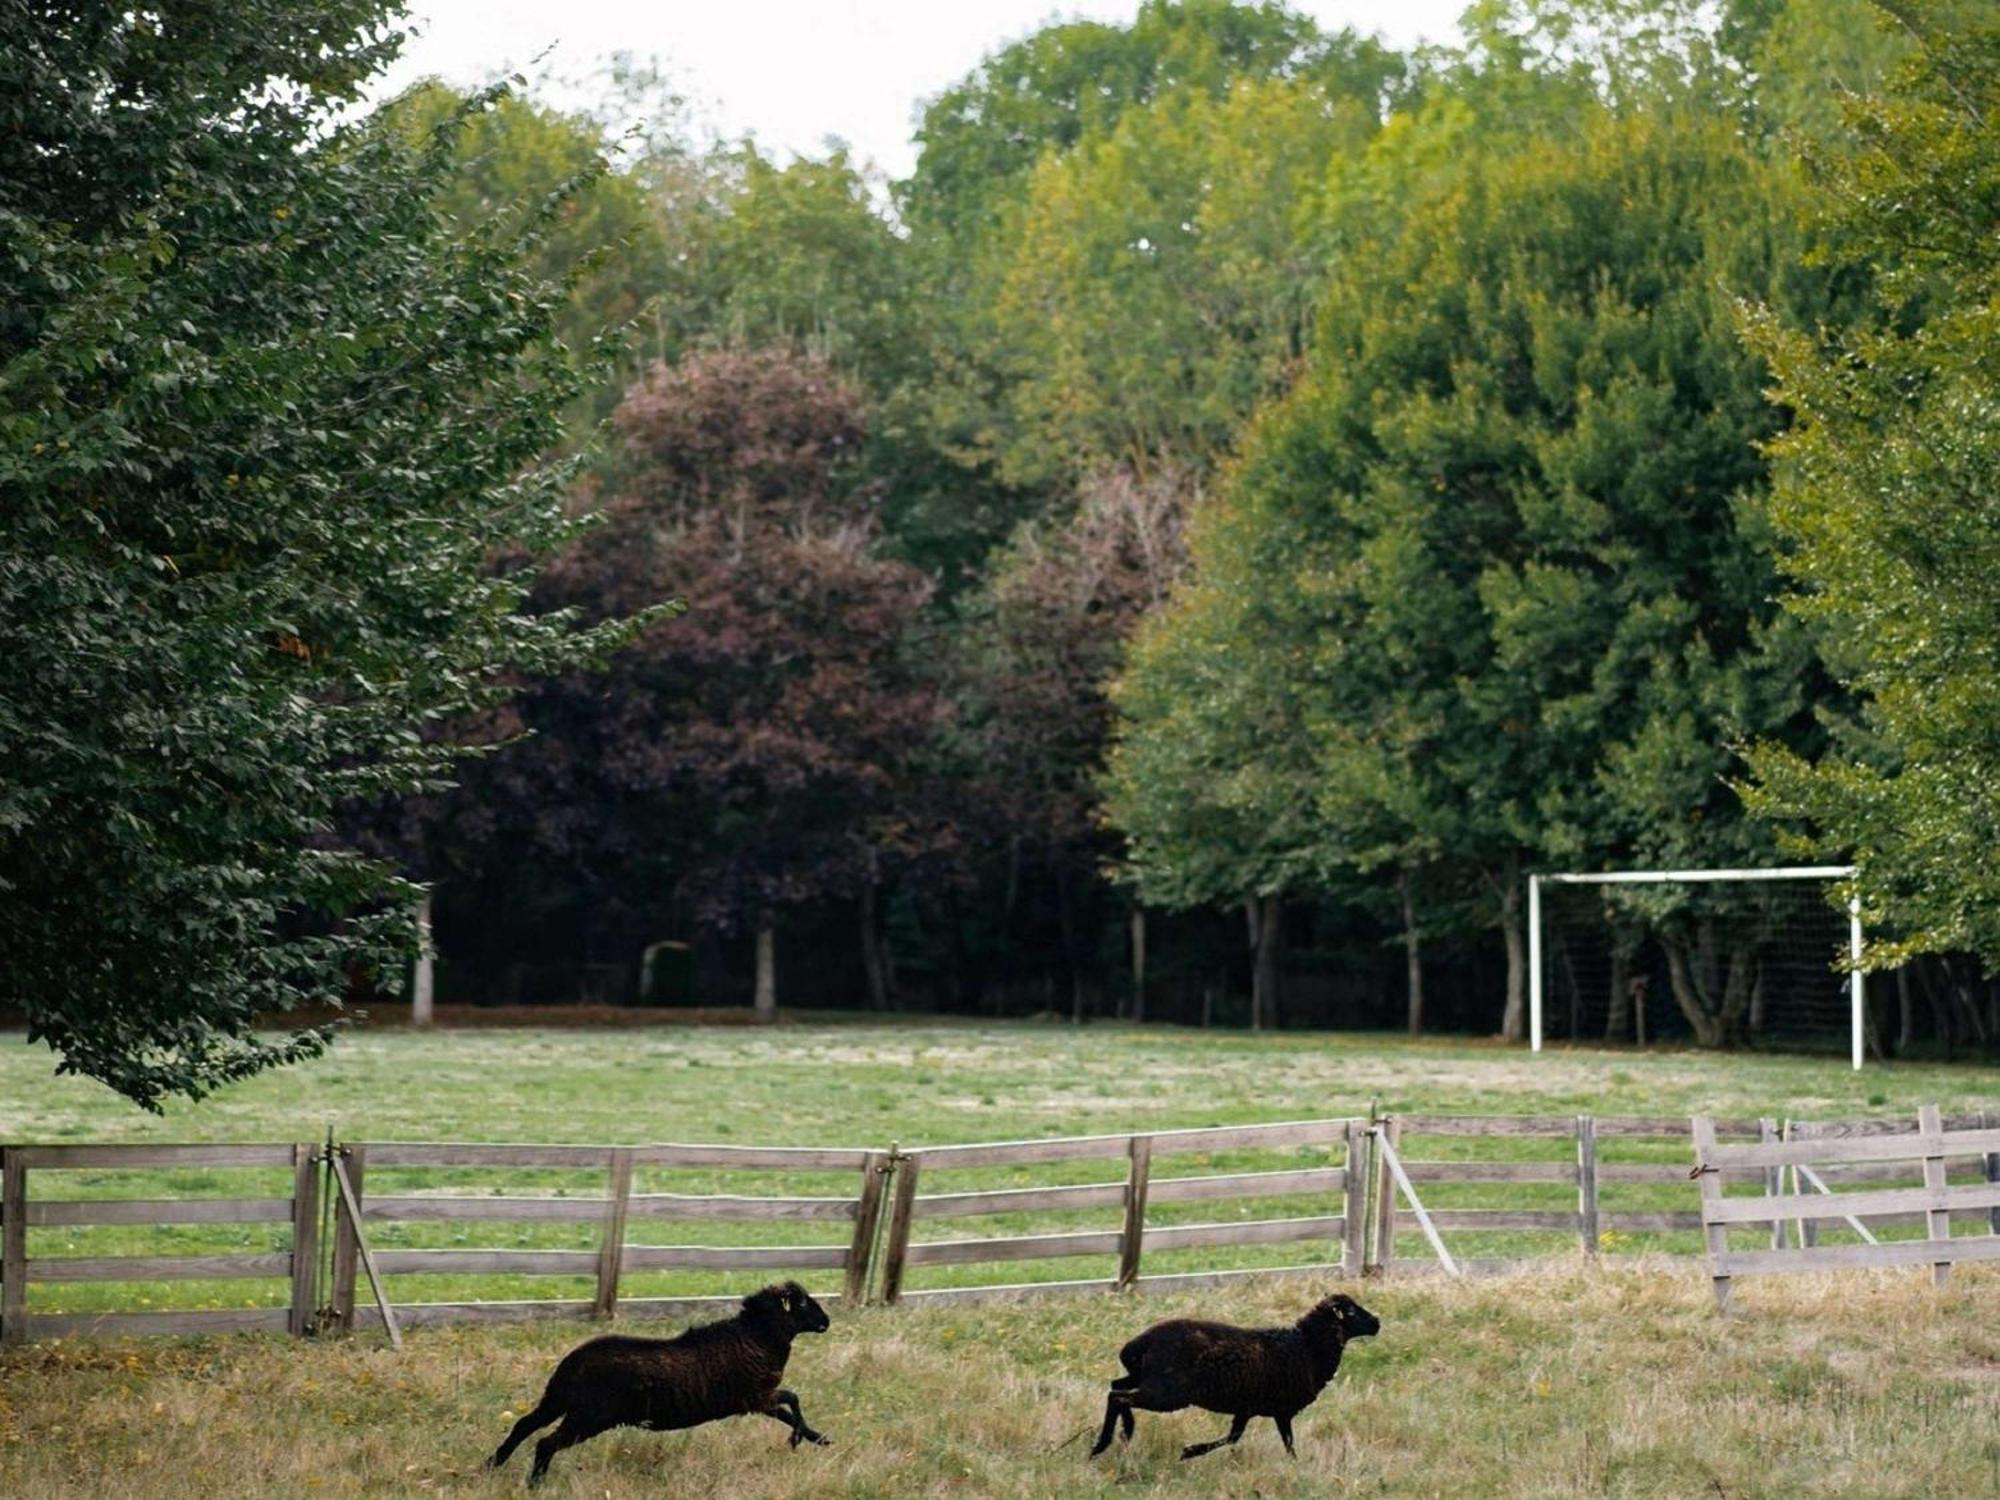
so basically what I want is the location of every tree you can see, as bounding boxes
[1109,77,1839,1044]
[0,4,646,1106]
[899,0,1386,246]
[954,468,1195,1020]
[1742,0,2000,973]
[1103,498,1327,1030]
[900,3,1405,584]
[506,348,947,1015]
[982,76,1378,488]
[383,73,716,427]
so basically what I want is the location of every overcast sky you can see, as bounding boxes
[370,1,1470,179]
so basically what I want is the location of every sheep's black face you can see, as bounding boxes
[1327,1294,1379,1340]
[781,1281,832,1334]
[1304,1293,1379,1346]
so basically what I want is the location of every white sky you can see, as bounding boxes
[370,1,1470,179]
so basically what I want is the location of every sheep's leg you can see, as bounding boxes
[1109,1372,1140,1443]
[488,1400,559,1470]
[763,1388,830,1448]
[1274,1414,1296,1457]
[1089,1389,1133,1458]
[1179,1412,1249,1462]
[528,1416,600,1488]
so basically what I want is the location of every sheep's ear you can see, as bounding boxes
[743,1286,785,1317]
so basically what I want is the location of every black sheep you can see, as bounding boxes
[1088,1292,1379,1461]
[487,1281,834,1486]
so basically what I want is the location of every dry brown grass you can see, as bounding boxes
[2,1262,1996,1499]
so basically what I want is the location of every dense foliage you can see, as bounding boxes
[0,3,648,1104]
[1742,0,2000,972]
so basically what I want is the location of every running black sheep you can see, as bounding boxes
[1088,1292,1380,1461]
[488,1281,833,1487]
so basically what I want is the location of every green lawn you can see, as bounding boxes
[1,1020,1997,1497]
[8,1015,1992,1145]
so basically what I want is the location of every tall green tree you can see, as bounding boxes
[900,0,1386,246]
[983,76,1377,488]
[1742,0,2000,972]
[1111,85,1836,1043]
[0,3,647,1105]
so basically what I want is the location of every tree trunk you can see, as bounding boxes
[753,920,776,1021]
[1056,862,1083,1025]
[1896,965,1913,1055]
[1398,869,1424,1038]
[943,885,970,1012]
[1661,928,1756,1048]
[859,874,890,1012]
[1249,894,1283,1032]
[1497,855,1525,1042]
[1605,938,1631,1043]
[1663,938,1724,1047]
[411,889,435,1027]
[1130,907,1147,1023]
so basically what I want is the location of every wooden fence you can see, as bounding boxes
[4,1108,1996,1342]
[1691,1108,2000,1311]
[876,1118,1368,1306]
[0,1142,320,1344]
[1372,1115,1765,1276]
[332,1141,888,1335]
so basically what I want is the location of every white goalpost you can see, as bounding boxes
[1528,866,1866,1069]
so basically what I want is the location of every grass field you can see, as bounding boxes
[2,1019,1998,1496]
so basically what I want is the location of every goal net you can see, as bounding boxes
[1530,867,1863,1066]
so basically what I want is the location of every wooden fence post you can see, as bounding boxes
[1342,1119,1368,1276]
[878,1150,920,1305]
[1576,1115,1599,1257]
[594,1148,634,1319]
[330,1144,366,1332]
[845,1151,890,1305]
[1371,1117,1401,1275]
[1117,1136,1152,1289]
[1918,1104,1950,1287]
[1984,1109,1999,1238]
[1,1148,23,1346]
[1691,1116,1730,1315]
[289,1142,322,1337]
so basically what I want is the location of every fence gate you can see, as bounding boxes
[1691,1107,2000,1311]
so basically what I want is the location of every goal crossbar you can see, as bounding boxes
[1528,866,1866,1069]
[1542,866,1854,885]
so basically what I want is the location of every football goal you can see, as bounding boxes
[1528,866,1865,1069]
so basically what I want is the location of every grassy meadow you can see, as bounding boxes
[1,1019,1997,1496]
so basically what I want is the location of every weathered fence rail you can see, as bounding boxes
[0,1142,320,1344]
[332,1141,887,1335]
[877,1118,1367,1307]
[3,1107,1994,1343]
[1371,1115,1768,1277]
[1692,1108,2000,1311]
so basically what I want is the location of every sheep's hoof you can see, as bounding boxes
[791,1429,830,1448]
